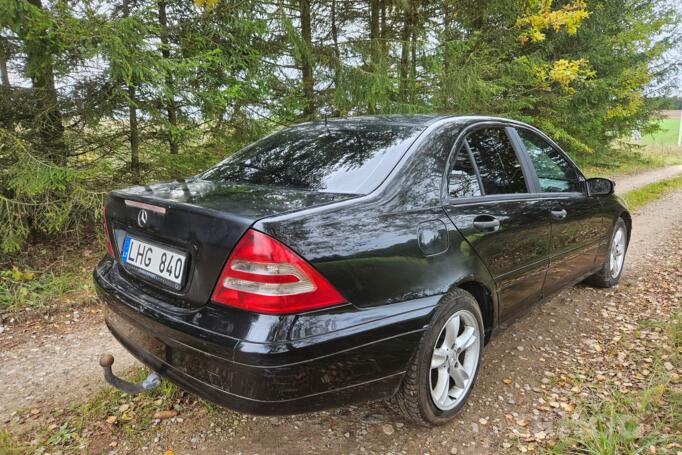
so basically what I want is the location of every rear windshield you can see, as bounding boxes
[200,122,424,194]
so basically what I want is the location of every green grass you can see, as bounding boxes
[1,368,184,453]
[0,267,91,312]
[639,117,681,146]
[577,143,682,178]
[0,429,28,454]
[622,173,682,211]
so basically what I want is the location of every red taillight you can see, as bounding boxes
[211,229,346,314]
[102,206,114,258]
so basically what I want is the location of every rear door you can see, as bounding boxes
[511,127,606,296]
[443,125,551,321]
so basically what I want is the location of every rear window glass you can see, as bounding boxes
[200,123,424,194]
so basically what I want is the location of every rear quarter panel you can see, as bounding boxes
[254,123,496,313]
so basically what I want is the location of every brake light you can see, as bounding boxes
[102,206,114,258]
[211,229,346,314]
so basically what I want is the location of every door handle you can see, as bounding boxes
[473,215,500,232]
[550,208,567,220]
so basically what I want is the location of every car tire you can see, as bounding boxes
[386,288,484,426]
[584,217,628,288]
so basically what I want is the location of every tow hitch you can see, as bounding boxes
[99,354,161,394]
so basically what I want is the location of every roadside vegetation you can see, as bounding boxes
[0,369,187,453]
[623,173,682,211]
[579,143,682,177]
[0,238,97,316]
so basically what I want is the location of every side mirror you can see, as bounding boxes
[586,177,615,196]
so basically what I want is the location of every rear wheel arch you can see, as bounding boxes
[619,210,632,243]
[454,281,495,343]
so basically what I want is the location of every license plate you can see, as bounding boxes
[120,236,187,288]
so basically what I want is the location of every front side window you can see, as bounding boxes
[200,123,423,194]
[448,146,482,198]
[466,128,528,195]
[518,129,580,193]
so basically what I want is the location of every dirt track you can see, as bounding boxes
[610,164,682,194]
[2,167,682,453]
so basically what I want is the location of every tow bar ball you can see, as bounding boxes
[99,353,161,395]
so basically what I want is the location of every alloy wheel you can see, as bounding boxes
[610,226,626,279]
[429,310,480,411]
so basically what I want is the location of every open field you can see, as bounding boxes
[639,113,681,146]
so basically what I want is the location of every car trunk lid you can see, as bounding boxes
[104,179,356,309]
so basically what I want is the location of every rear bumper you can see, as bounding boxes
[94,258,439,415]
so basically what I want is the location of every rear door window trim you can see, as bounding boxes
[442,121,536,206]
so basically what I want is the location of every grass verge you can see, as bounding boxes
[577,144,682,178]
[548,310,681,454]
[1,369,188,453]
[0,268,91,312]
[622,173,682,211]
[0,238,100,315]
[0,430,27,454]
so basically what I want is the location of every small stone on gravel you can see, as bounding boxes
[382,424,394,435]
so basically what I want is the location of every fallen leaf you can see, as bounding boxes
[154,410,178,420]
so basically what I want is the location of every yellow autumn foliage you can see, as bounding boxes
[194,0,219,9]
[518,0,590,44]
[548,59,594,88]
[530,58,595,93]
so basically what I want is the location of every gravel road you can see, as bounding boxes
[611,164,682,194]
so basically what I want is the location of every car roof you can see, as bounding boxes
[297,114,532,129]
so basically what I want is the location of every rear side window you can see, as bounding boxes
[517,129,580,193]
[200,123,423,194]
[448,146,482,198]
[466,128,528,195]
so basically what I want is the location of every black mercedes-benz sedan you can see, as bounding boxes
[94,115,630,426]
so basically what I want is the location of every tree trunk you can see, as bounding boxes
[380,0,386,41]
[410,19,417,104]
[441,2,451,108]
[123,0,140,182]
[368,0,381,113]
[370,0,380,43]
[399,3,412,100]
[128,85,140,181]
[331,0,340,91]
[299,0,315,119]
[25,0,66,164]
[157,0,179,155]
[0,44,10,87]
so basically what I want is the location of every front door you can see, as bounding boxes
[443,126,551,321]
[513,127,607,296]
